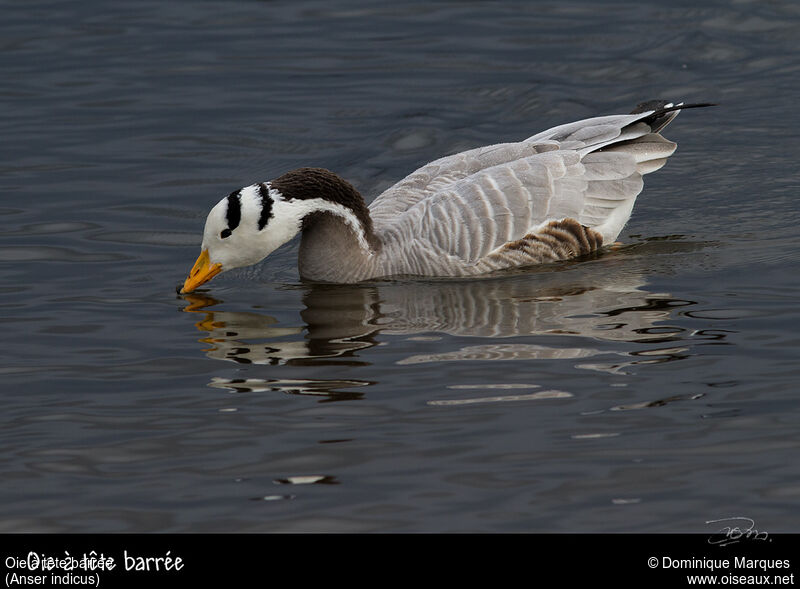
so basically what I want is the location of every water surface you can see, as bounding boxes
[2,0,799,533]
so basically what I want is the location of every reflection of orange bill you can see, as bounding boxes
[179,293,221,313]
[180,249,222,293]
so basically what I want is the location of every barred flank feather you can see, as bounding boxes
[474,219,604,272]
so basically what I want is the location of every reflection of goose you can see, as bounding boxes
[371,272,675,342]
[182,258,696,370]
[183,294,373,366]
[180,101,710,291]
[207,376,370,401]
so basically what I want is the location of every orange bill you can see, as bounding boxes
[180,249,223,294]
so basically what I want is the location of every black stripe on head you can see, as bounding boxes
[226,190,242,232]
[257,183,273,230]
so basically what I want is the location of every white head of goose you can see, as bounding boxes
[180,100,712,293]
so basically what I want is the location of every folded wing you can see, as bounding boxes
[370,107,682,275]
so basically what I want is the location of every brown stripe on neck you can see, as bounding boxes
[271,168,375,239]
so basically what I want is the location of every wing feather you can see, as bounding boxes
[370,106,687,273]
[369,142,559,224]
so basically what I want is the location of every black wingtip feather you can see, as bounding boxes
[630,100,716,132]
[631,100,717,115]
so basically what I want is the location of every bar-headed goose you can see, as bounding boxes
[180,100,710,292]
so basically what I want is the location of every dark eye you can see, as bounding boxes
[220,228,232,239]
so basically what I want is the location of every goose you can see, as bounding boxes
[180,100,711,293]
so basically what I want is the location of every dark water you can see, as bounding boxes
[2,0,799,533]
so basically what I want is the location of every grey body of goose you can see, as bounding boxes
[180,100,711,293]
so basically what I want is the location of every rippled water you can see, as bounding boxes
[2,0,799,533]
